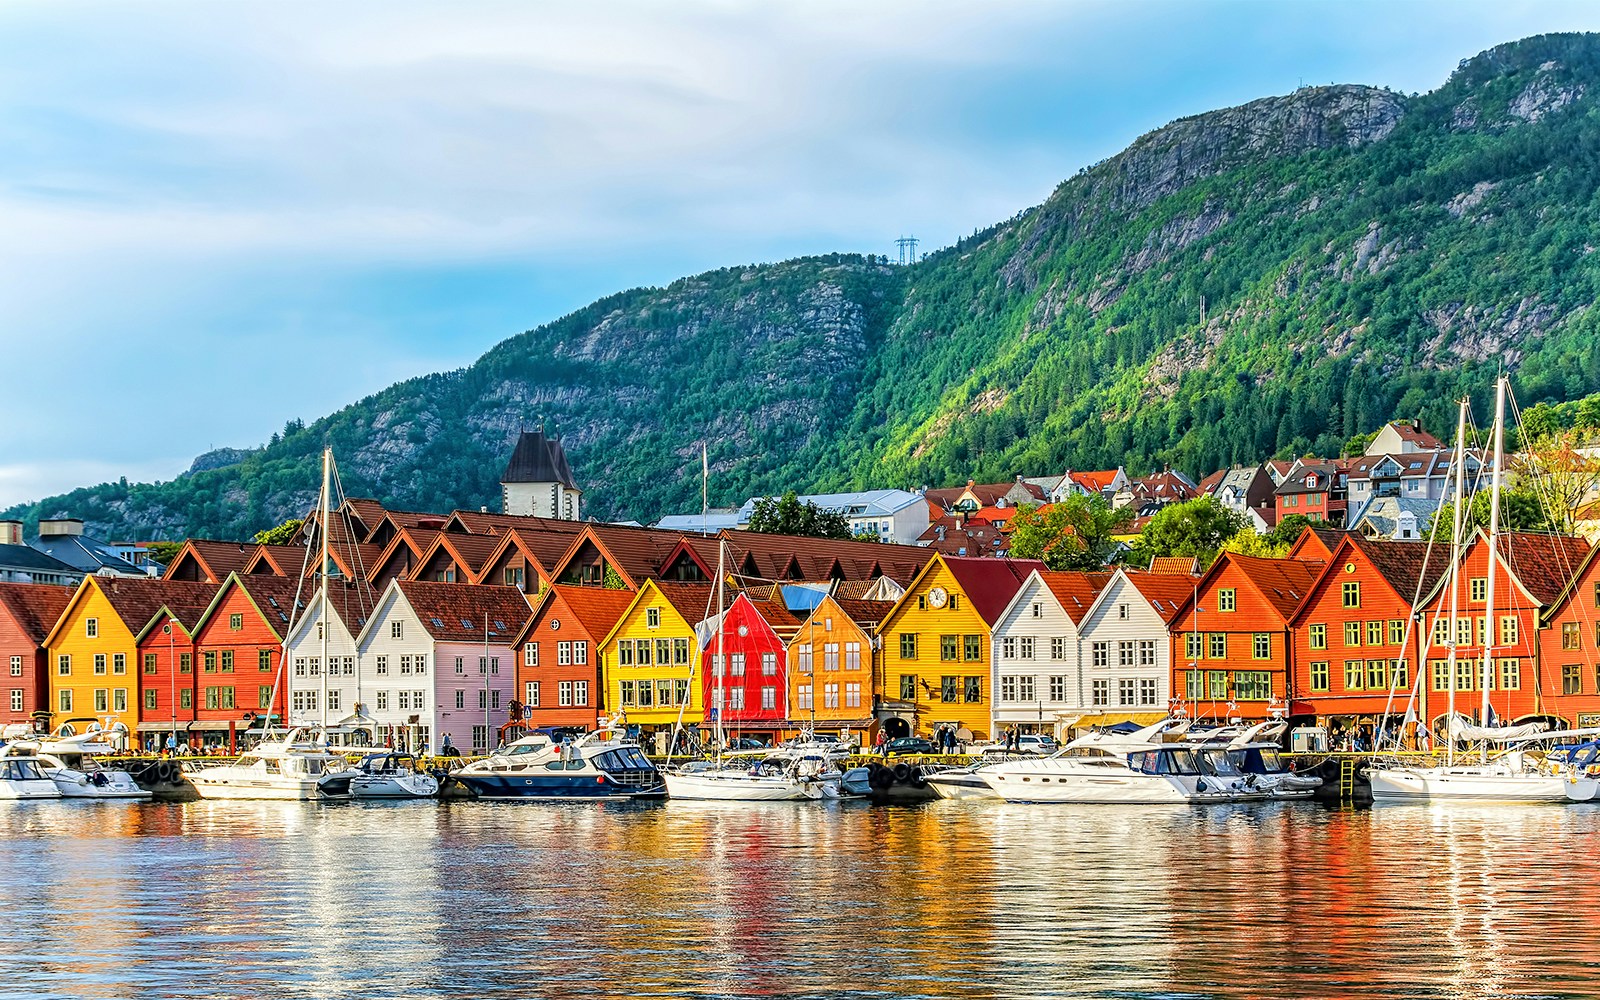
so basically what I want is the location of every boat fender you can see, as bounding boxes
[891,762,911,783]
[868,765,893,790]
[908,767,928,789]
[1195,778,1208,793]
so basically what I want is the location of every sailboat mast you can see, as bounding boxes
[319,446,331,730]
[1481,377,1507,762]
[1446,398,1468,766]
[715,538,726,753]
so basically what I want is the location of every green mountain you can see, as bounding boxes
[10,33,1600,541]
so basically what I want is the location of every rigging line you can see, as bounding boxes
[271,481,324,737]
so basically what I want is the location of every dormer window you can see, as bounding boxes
[1305,474,1318,489]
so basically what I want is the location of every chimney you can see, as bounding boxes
[936,525,946,542]
[0,520,21,546]
[39,518,85,538]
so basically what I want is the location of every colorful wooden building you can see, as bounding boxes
[876,555,1044,740]
[990,570,1112,735]
[0,583,73,730]
[514,584,635,730]
[1071,569,1195,730]
[1168,552,1322,723]
[597,580,712,743]
[785,594,893,741]
[183,573,303,748]
[1536,543,1600,727]
[700,591,800,740]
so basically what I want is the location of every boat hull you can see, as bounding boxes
[0,780,62,800]
[925,771,1001,801]
[191,772,324,800]
[349,774,439,799]
[454,772,665,800]
[664,771,837,801]
[1565,776,1600,802]
[983,770,1240,804]
[1369,767,1568,803]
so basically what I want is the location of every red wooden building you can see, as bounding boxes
[1536,544,1600,727]
[0,583,73,730]
[183,573,304,748]
[118,580,219,746]
[514,584,635,729]
[702,592,801,739]
[1169,552,1322,722]
[1416,528,1591,725]
[1287,533,1449,722]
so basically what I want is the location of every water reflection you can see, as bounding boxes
[1,799,1598,998]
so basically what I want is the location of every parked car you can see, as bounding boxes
[974,734,1059,755]
[727,737,769,751]
[881,736,938,756]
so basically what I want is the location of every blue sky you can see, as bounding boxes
[2,0,1597,507]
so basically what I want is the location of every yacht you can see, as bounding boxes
[189,729,352,800]
[1369,753,1567,803]
[0,756,61,800]
[453,729,664,800]
[924,760,1003,800]
[348,753,440,800]
[665,748,844,801]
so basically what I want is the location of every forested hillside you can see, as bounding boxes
[9,33,1600,541]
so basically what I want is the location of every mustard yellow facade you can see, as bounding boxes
[879,556,995,739]
[44,578,141,734]
[599,580,704,731]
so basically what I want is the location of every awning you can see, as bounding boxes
[1064,711,1168,730]
[135,720,238,732]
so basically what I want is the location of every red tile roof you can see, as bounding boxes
[518,584,637,647]
[1040,571,1113,624]
[394,580,532,644]
[0,582,73,644]
[1344,533,1453,605]
[940,556,1049,626]
[94,577,220,637]
[1070,470,1122,492]
[247,543,311,577]
[722,531,933,586]
[1494,530,1591,606]
[1148,556,1200,575]
[832,597,897,627]
[1217,553,1322,620]
[650,581,717,628]
[164,538,260,583]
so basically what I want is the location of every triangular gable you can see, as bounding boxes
[655,537,715,582]
[550,526,642,591]
[876,553,949,636]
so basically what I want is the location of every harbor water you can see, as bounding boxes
[2,799,1598,999]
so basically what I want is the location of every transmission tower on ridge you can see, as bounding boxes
[895,235,919,265]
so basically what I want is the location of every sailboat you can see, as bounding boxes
[191,447,354,800]
[1369,378,1567,802]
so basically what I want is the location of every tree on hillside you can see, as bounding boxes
[146,541,184,567]
[253,518,305,546]
[1427,487,1553,544]
[1008,496,1132,571]
[1132,497,1247,568]
[1267,513,1316,549]
[1513,433,1600,536]
[747,492,852,539]
[1220,527,1289,559]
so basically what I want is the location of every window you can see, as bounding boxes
[1092,642,1109,667]
[1208,671,1227,699]
[821,683,838,709]
[845,682,861,707]
[1367,621,1383,646]
[1457,617,1472,647]
[1310,661,1330,692]
[557,642,571,666]
[1391,659,1408,689]
[797,644,814,674]
[1344,622,1362,647]
[964,635,982,662]
[1499,658,1521,691]
[1139,678,1158,706]
[941,676,958,702]
[1031,603,1042,618]
[559,681,574,707]
[219,651,233,673]
[619,681,635,706]
[524,682,539,707]
[1218,588,1236,612]
[1563,663,1582,696]
[503,566,525,589]
[844,642,861,671]
[1500,616,1519,647]
[900,675,917,700]
[1185,634,1201,660]
[1389,620,1405,645]
[1366,659,1387,690]
[202,651,216,674]
[258,686,273,709]
[963,676,981,704]
[414,655,426,676]
[8,655,20,677]
[391,621,403,640]
[94,654,107,676]
[1118,604,1131,620]
[1118,641,1135,667]
[1118,678,1136,706]
[59,689,72,712]
[1001,637,1016,660]
[823,644,839,671]
[1139,640,1156,666]
[472,726,487,754]
[1001,676,1017,702]
[1253,634,1271,660]
[1051,637,1067,660]
[574,681,589,706]
[398,690,411,711]
[1092,679,1108,706]
[673,639,690,665]
[1342,582,1361,608]
[762,652,777,676]
[1470,577,1487,602]
[378,691,391,710]
[1049,676,1067,701]
[949,595,960,612]
[58,654,70,676]
[179,689,191,709]
[94,689,108,712]
[655,639,670,668]
[1235,671,1272,700]
[144,689,157,711]
[1344,660,1364,691]
[1018,676,1035,701]
[476,689,486,710]
[731,654,746,677]
[1563,623,1582,651]
[1432,617,1449,647]
[259,650,272,672]
[646,608,661,628]
[112,689,130,711]
[85,618,98,638]
[1185,670,1203,701]
[940,635,958,661]
[1209,634,1226,659]
[229,613,243,631]
[763,686,778,710]
[797,684,814,710]
[574,642,588,666]
[524,643,539,667]
[617,641,633,667]
[143,653,157,675]
[326,689,338,711]
[372,655,387,676]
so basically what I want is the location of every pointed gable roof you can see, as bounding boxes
[1148,555,1200,575]
[192,572,308,637]
[831,597,897,629]
[1195,552,1321,621]
[413,531,503,584]
[1123,570,1199,625]
[552,523,690,590]
[720,531,932,586]
[501,429,578,488]
[91,577,219,640]
[392,580,531,644]
[369,527,443,583]
[1039,570,1114,624]
[939,555,1048,626]
[0,582,74,645]
[1494,530,1591,607]
[244,543,310,577]
[515,584,637,649]
[162,538,260,583]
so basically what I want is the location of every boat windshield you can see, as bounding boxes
[1200,750,1243,776]
[0,760,45,780]
[236,756,262,768]
[503,740,552,757]
[592,748,654,772]
[1130,749,1201,775]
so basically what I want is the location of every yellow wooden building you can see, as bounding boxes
[597,580,712,739]
[42,576,216,739]
[876,554,1044,741]
[784,594,894,741]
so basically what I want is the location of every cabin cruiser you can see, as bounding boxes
[345,753,439,799]
[665,747,845,801]
[189,729,352,800]
[1191,721,1321,800]
[453,728,664,800]
[981,718,1264,804]
[0,756,61,799]
[33,752,151,800]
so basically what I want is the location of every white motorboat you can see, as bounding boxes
[453,728,665,800]
[189,729,351,800]
[1192,721,1321,800]
[0,756,61,799]
[34,752,152,800]
[665,749,843,801]
[347,753,439,799]
[924,762,1002,800]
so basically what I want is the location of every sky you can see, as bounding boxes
[2,0,1598,508]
